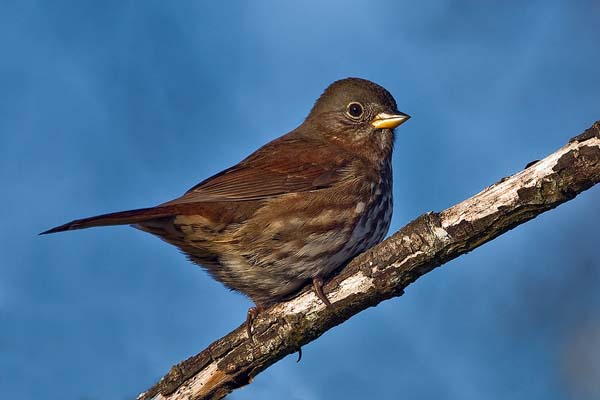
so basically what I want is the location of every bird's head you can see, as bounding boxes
[304,77,409,158]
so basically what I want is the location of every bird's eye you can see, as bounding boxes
[347,102,364,119]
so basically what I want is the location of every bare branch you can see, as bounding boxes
[138,121,600,400]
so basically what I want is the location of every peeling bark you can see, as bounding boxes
[138,121,600,400]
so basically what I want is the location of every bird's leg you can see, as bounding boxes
[246,304,264,341]
[312,275,333,308]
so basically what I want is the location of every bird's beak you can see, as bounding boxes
[371,111,410,129]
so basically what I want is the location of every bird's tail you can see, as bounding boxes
[40,206,177,235]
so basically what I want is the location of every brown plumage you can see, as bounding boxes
[42,77,410,337]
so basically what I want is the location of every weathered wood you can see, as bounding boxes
[138,121,600,400]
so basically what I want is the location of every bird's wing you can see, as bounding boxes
[162,135,351,205]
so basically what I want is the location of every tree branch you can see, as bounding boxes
[138,121,600,400]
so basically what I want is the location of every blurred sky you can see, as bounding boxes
[1,1,599,399]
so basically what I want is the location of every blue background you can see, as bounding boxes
[2,1,599,399]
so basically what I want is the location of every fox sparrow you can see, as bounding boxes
[42,77,410,338]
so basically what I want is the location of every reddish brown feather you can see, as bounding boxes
[161,133,352,205]
[39,206,178,234]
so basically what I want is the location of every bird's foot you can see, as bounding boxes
[246,305,264,341]
[312,275,333,309]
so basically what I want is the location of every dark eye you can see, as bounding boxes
[347,102,364,119]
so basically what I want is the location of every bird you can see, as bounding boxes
[41,77,410,338]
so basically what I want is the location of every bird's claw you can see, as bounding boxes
[312,275,333,309]
[246,306,262,342]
